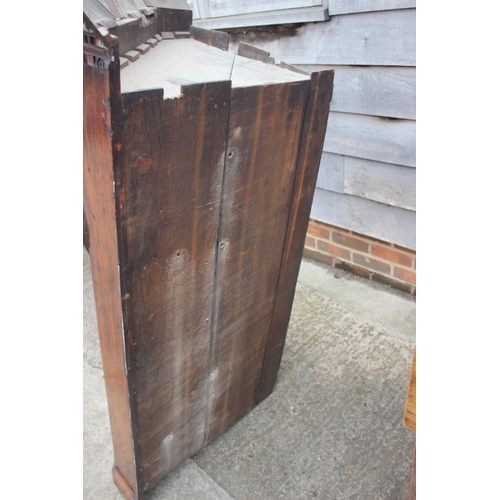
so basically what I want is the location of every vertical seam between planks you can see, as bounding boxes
[203,76,234,446]
[219,84,265,430]
[184,86,207,453]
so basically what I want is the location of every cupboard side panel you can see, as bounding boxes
[119,81,231,490]
[259,70,334,401]
[206,80,310,443]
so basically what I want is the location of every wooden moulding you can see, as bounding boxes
[83,14,139,495]
[84,17,334,499]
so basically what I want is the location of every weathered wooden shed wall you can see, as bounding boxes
[190,1,416,251]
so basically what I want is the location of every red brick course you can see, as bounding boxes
[303,219,416,294]
[393,266,416,285]
[370,244,413,267]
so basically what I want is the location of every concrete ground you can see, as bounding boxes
[84,249,416,499]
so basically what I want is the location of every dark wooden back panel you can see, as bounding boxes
[258,70,334,401]
[119,81,231,491]
[205,80,310,442]
[83,34,139,498]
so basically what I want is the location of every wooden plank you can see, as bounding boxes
[237,42,270,63]
[310,189,416,249]
[192,6,329,29]
[190,25,229,50]
[344,156,416,210]
[156,5,193,32]
[208,0,322,18]
[83,30,139,498]
[324,111,416,167]
[83,210,90,250]
[329,0,415,16]
[108,16,160,56]
[119,80,231,493]
[404,348,416,432]
[296,65,416,120]
[206,79,311,443]
[224,8,415,66]
[258,70,334,401]
[316,151,344,193]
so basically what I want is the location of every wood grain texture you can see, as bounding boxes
[193,6,329,29]
[328,0,415,16]
[344,156,416,210]
[190,25,229,50]
[109,17,160,57]
[297,65,416,120]
[112,466,138,500]
[258,70,334,401]
[105,6,192,56]
[83,27,139,497]
[404,348,416,432]
[208,0,322,18]
[310,189,416,250]
[225,9,416,66]
[316,151,344,193]
[119,80,231,492]
[83,209,90,250]
[205,80,311,442]
[237,42,270,63]
[324,111,416,167]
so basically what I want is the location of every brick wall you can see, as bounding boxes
[304,219,416,295]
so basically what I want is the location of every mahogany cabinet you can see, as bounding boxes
[83,5,333,498]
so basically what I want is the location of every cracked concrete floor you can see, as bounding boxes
[84,248,416,499]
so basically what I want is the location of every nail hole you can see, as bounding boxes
[228,151,234,158]
[135,154,152,173]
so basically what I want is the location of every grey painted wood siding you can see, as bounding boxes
[316,152,344,193]
[297,65,416,120]
[316,153,416,212]
[328,0,415,16]
[344,157,416,211]
[324,112,416,167]
[311,189,416,250]
[208,0,322,17]
[226,9,415,66]
[208,6,417,249]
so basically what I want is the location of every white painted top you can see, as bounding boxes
[120,38,310,99]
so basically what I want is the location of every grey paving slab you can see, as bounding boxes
[193,273,416,500]
[84,249,416,499]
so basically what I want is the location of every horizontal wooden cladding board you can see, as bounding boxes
[328,0,415,16]
[119,80,231,491]
[324,111,416,167]
[226,8,415,67]
[310,188,416,250]
[316,151,344,193]
[206,80,311,443]
[316,152,416,211]
[296,65,416,120]
[206,0,322,18]
[344,156,416,211]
